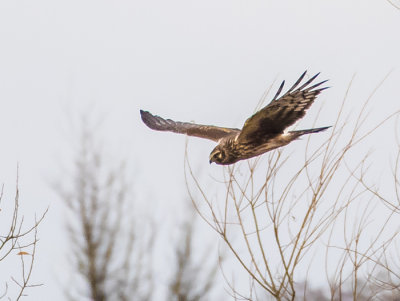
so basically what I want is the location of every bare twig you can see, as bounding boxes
[0,173,47,300]
[56,116,154,301]
[185,75,400,300]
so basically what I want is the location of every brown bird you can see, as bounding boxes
[140,71,330,165]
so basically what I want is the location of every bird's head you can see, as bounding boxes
[209,146,229,165]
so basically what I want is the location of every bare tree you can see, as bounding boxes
[0,173,47,300]
[185,75,400,300]
[168,208,220,301]
[55,117,154,301]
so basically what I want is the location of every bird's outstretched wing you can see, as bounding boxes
[140,110,240,142]
[238,71,328,143]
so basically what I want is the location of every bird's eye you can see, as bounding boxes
[218,151,225,159]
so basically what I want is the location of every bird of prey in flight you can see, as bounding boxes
[140,71,330,165]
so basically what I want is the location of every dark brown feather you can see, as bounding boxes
[238,72,328,143]
[140,110,240,142]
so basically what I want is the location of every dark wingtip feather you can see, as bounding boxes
[140,109,149,116]
[306,79,329,92]
[297,72,321,91]
[140,109,150,122]
[286,71,307,94]
[140,110,160,130]
[272,80,285,101]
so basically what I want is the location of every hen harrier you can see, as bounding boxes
[140,71,330,165]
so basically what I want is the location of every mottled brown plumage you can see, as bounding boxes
[140,71,330,165]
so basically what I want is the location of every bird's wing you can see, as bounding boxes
[237,71,328,143]
[140,110,240,142]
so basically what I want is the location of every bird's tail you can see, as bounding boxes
[289,126,331,137]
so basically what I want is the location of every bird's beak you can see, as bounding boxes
[209,159,213,164]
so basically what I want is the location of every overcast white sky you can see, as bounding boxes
[0,0,399,299]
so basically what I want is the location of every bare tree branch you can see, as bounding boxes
[185,75,400,300]
[55,116,154,301]
[0,172,47,300]
[168,209,220,301]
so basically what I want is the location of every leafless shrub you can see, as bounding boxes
[55,117,154,301]
[0,173,47,300]
[185,75,400,300]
